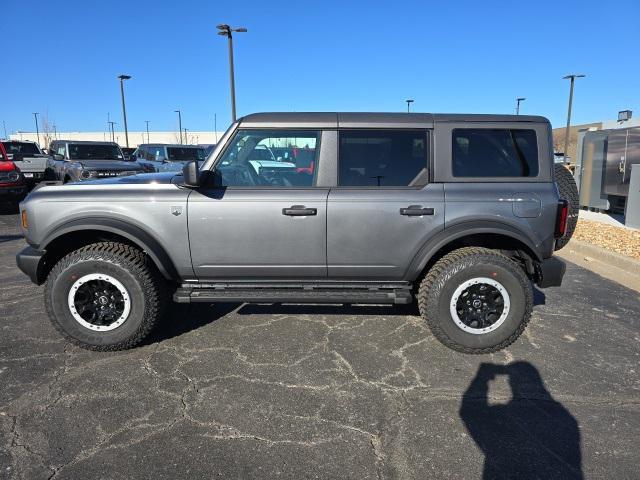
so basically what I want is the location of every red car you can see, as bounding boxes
[0,142,27,208]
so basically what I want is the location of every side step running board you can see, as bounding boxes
[173,283,413,305]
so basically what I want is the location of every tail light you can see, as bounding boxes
[555,200,569,238]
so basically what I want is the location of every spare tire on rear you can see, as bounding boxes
[554,164,579,250]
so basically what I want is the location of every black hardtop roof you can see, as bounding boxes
[238,112,549,129]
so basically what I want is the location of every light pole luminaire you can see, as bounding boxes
[406,99,414,113]
[118,74,132,147]
[562,74,585,162]
[516,97,526,115]
[217,24,247,122]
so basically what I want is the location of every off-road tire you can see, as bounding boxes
[554,164,579,250]
[418,247,533,354]
[44,242,167,351]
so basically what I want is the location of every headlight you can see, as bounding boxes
[80,170,97,180]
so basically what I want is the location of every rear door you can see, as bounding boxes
[327,129,444,279]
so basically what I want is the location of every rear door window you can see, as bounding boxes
[338,130,428,187]
[452,129,538,177]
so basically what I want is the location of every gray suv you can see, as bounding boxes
[46,140,148,182]
[16,113,575,354]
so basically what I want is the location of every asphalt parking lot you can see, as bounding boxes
[0,208,639,479]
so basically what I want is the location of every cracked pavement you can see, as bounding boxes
[1,210,639,479]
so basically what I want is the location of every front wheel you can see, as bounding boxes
[418,247,533,354]
[45,242,166,350]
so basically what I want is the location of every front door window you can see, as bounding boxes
[215,130,320,187]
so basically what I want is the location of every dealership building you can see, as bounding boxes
[8,131,226,148]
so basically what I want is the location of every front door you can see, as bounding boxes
[188,128,328,280]
[327,129,444,279]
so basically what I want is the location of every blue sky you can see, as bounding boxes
[2,0,639,135]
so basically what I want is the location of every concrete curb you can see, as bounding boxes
[557,239,640,292]
[562,239,640,275]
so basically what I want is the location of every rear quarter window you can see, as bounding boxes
[452,129,538,177]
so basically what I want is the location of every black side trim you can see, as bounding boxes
[536,257,566,288]
[406,220,543,281]
[39,217,179,280]
[174,283,413,305]
[16,246,45,284]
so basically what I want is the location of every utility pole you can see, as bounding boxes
[118,74,132,147]
[214,113,218,143]
[405,99,414,113]
[2,120,7,139]
[174,110,183,144]
[217,24,247,122]
[145,120,150,143]
[32,112,40,145]
[516,97,526,115]
[562,74,586,162]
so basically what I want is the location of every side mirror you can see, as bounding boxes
[54,154,64,160]
[182,161,200,187]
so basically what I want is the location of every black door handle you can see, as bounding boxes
[400,205,434,216]
[282,205,317,216]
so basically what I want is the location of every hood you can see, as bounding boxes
[79,172,179,185]
[77,160,146,170]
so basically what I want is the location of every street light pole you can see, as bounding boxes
[406,99,414,113]
[108,121,116,142]
[174,110,183,144]
[516,97,526,115]
[32,112,40,146]
[2,120,7,139]
[214,113,218,143]
[217,24,247,122]
[118,74,132,147]
[145,120,150,143]
[562,74,585,162]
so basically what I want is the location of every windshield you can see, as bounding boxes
[167,147,207,162]
[68,144,124,160]
[1,142,41,156]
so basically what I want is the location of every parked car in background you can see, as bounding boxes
[45,140,148,183]
[133,144,208,172]
[1,140,48,186]
[121,147,136,161]
[0,146,27,208]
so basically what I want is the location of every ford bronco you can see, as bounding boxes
[16,113,577,353]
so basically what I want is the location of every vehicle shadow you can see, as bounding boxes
[236,303,419,316]
[146,302,240,345]
[460,362,583,479]
[533,286,546,306]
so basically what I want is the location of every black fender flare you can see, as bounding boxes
[39,217,178,279]
[405,220,543,281]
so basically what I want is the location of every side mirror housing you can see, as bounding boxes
[53,154,64,161]
[182,161,200,187]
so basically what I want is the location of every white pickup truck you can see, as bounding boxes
[1,140,48,184]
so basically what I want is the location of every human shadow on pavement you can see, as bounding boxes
[460,362,583,479]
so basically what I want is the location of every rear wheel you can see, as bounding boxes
[45,242,166,351]
[418,247,533,354]
[554,164,579,250]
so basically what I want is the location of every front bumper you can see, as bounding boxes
[0,184,27,200]
[536,257,566,288]
[16,246,45,284]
